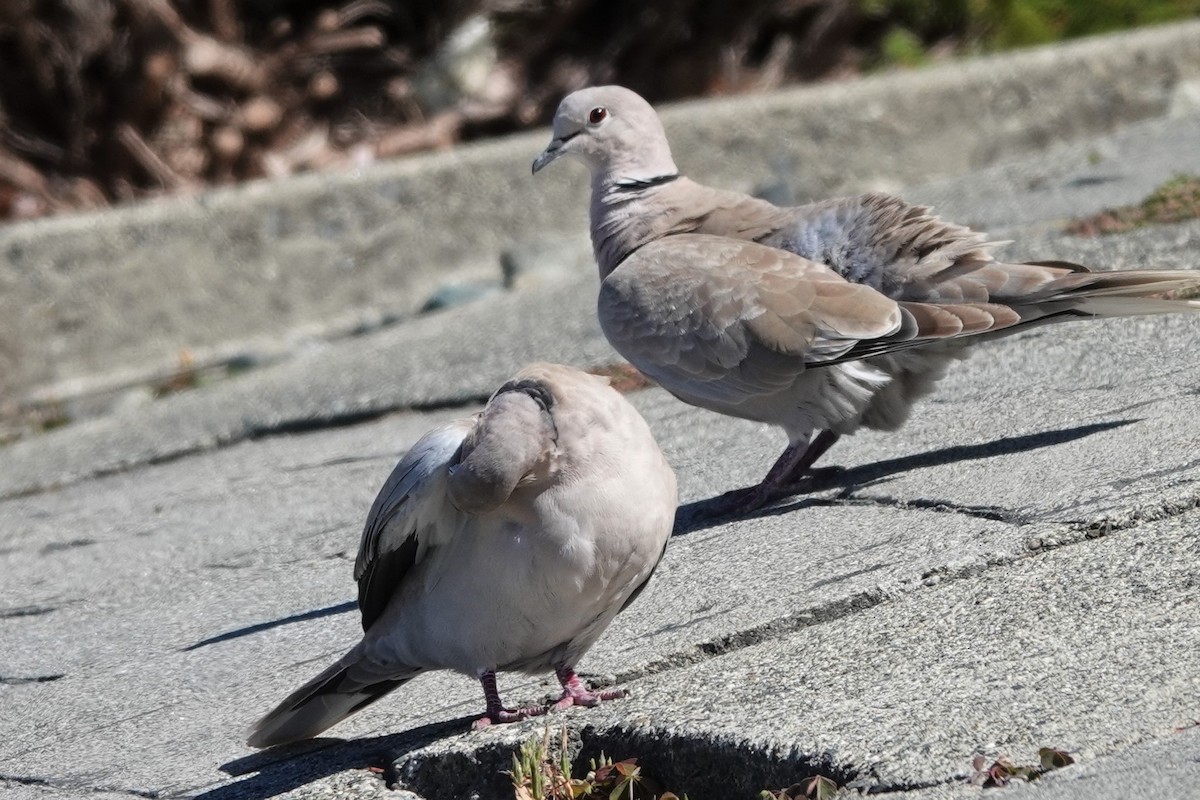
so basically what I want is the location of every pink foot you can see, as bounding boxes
[551,667,627,712]
[472,668,628,729]
[473,670,549,729]
[551,685,626,711]
[471,704,546,729]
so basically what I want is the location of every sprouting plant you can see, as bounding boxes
[507,726,686,800]
[968,747,1075,787]
[509,726,572,800]
[761,774,840,799]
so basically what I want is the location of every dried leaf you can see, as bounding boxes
[802,775,839,800]
[1038,747,1075,771]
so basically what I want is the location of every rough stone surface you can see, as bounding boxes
[4,33,1200,800]
[998,727,1200,800]
[7,90,1200,500]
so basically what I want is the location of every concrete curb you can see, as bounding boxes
[3,21,1199,404]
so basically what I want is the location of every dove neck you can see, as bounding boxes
[589,177,699,278]
[589,177,794,278]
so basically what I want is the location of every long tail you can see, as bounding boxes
[1026,268,1200,317]
[837,267,1200,362]
[247,658,413,748]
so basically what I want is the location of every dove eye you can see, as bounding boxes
[587,107,608,125]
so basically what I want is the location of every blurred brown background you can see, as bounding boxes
[1,0,1196,222]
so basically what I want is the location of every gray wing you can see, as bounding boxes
[763,192,1098,303]
[354,419,472,631]
[774,195,1200,322]
[597,233,933,406]
[599,233,1042,406]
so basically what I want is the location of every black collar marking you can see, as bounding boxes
[613,173,681,190]
[495,379,555,416]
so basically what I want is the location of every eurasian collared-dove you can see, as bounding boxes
[247,363,677,748]
[532,85,1200,513]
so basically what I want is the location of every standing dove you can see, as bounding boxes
[248,363,677,748]
[532,85,1200,513]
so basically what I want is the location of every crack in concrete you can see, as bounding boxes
[382,718,969,799]
[820,491,1026,524]
[0,443,218,503]
[1078,492,1200,536]
[1107,462,1200,492]
[612,585,897,686]
[0,603,67,619]
[1019,486,1200,553]
[279,453,397,472]
[857,774,963,795]
[615,489,1200,692]
[243,393,496,442]
[0,774,159,798]
[39,537,97,555]
[0,674,64,686]
[0,394,495,503]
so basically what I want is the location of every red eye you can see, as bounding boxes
[588,106,608,125]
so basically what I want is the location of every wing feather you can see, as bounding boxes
[599,234,903,405]
[354,420,471,631]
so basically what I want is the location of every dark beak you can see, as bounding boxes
[531,137,569,174]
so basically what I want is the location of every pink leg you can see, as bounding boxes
[550,666,626,711]
[472,670,547,729]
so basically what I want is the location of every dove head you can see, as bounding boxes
[448,373,559,514]
[531,86,678,186]
[447,365,604,513]
[448,363,651,514]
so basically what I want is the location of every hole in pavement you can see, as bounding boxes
[394,722,857,800]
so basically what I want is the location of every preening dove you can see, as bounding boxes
[248,363,677,748]
[533,85,1200,513]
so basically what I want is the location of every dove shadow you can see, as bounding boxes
[673,418,1138,535]
[181,600,357,652]
[198,715,475,800]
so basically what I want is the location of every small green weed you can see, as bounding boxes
[761,774,841,799]
[508,727,686,800]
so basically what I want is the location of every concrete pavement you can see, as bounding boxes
[3,35,1200,800]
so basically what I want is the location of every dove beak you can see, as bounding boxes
[531,134,575,174]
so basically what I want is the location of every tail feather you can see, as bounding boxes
[247,660,412,749]
[835,268,1200,364]
[1060,296,1200,317]
[1025,268,1200,318]
[1040,269,1200,303]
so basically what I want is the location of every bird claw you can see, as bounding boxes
[472,687,625,727]
[472,668,627,730]
[472,705,546,729]
[551,685,626,711]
